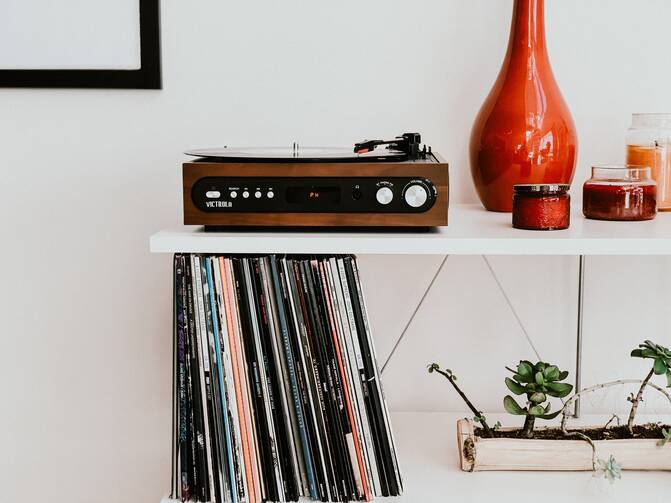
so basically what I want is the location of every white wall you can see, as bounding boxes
[1,1,670,502]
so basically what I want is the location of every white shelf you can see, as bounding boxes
[162,412,670,503]
[151,204,671,256]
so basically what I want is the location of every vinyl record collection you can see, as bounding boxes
[172,254,402,503]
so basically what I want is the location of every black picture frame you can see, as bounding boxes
[0,0,161,89]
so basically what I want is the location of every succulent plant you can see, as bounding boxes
[503,360,573,438]
[595,455,622,484]
[631,340,671,386]
[658,428,671,447]
[627,340,671,434]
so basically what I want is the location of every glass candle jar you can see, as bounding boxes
[512,184,571,230]
[583,166,657,221]
[626,113,671,211]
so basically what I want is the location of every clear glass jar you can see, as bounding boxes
[583,166,657,221]
[626,113,671,210]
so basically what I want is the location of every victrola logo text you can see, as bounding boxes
[206,201,232,208]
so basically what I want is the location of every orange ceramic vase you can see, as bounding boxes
[470,0,577,212]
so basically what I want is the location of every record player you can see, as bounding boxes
[183,133,449,228]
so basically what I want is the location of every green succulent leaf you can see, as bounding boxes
[546,382,574,398]
[512,374,532,384]
[654,358,668,375]
[505,377,526,395]
[631,348,645,358]
[666,370,671,388]
[631,341,671,363]
[529,392,547,404]
[528,404,547,416]
[535,372,545,386]
[517,361,534,378]
[538,410,562,420]
[543,365,560,381]
[558,370,569,381]
[503,395,526,416]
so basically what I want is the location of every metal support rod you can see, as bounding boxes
[482,256,542,361]
[574,255,586,418]
[380,255,449,374]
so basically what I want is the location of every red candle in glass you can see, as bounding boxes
[583,166,657,221]
[512,184,571,230]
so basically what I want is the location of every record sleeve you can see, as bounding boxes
[283,258,330,502]
[265,256,312,498]
[211,257,247,503]
[293,259,340,500]
[234,258,275,501]
[252,258,296,501]
[351,259,403,494]
[221,257,260,503]
[329,258,376,500]
[175,255,192,500]
[344,257,397,496]
[191,255,218,501]
[171,256,179,500]
[321,259,369,500]
[197,256,229,502]
[307,259,357,501]
[185,257,209,502]
[301,259,352,501]
[243,258,284,501]
[336,258,383,497]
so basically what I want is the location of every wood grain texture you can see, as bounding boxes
[182,160,449,227]
[457,419,671,472]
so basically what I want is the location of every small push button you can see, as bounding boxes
[205,191,221,199]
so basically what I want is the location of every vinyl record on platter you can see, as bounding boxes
[184,146,408,163]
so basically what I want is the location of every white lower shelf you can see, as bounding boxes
[162,411,671,503]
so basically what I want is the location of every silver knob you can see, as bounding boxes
[404,184,428,208]
[375,187,394,205]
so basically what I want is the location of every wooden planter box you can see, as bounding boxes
[457,419,671,472]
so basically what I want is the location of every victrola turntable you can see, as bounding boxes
[183,133,449,228]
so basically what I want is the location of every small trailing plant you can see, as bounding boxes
[428,363,493,437]
[503,360,573,438]
[627,340,671,434]
[658,428,671,447]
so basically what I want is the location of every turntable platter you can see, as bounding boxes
[184,146,408,162]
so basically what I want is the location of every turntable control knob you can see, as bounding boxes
[242,191,250,199]
[375,187,394,205]
[404,183,429,208]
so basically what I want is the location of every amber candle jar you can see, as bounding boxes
[512,184,570,230]
[626,114,671,211]
[583,166,657,221]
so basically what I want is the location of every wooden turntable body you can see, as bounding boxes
[183,156,449,228]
